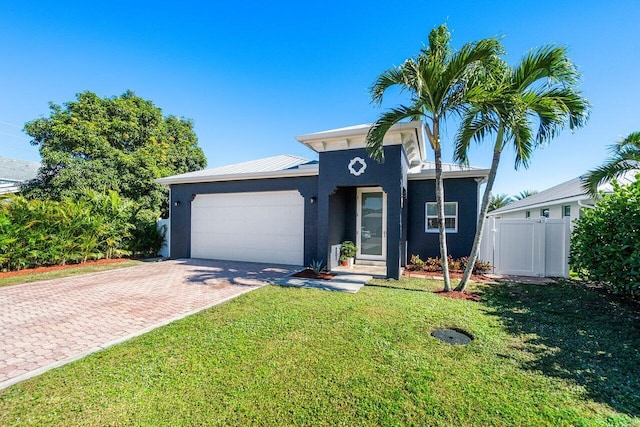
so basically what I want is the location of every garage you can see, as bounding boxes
[190,191,305,265]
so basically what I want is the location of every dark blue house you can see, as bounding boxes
[157,121,488,279]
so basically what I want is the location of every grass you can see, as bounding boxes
[0,277,638,426]
[0,260,144,288]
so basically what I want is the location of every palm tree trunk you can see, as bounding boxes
[434,146,452,291]
[455,130,503,292]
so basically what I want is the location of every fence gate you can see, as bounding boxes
[479,217,570,278]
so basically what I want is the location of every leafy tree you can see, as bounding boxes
[365,24,502,291]
[488,193,513,211]
[583,132,640,196]
[513,189,538,200]
[454,46,589,291]
[570,179,640,297]
[23,91,206,215]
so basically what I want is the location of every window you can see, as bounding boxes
[525,210,531,218]
[426,202,458,233]
[563,205,571,217]
[541,208,550,218]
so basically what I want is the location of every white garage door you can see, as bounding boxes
[190,191,305,265]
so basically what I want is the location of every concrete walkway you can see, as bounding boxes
[275,271,372,293]
[0,259,297,390]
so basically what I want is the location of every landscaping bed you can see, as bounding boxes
[0,258,132,278]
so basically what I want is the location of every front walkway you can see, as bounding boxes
[0,259,297,390]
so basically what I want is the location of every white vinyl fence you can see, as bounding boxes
[479,217,570,278]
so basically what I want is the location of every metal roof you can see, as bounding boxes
[156,154,317,185]
[489,170,638,215]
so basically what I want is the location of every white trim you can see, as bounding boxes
[356,187,387,261]
[156,166,319,186]
[408,169,490,180]
[425,201,458,233]
[487,194,593,216]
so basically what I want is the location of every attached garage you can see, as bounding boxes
[190,190,305,265]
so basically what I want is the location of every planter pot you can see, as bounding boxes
[340,260,348,266]
[348,257,354,268]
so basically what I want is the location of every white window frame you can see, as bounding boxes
[425,202,458,233]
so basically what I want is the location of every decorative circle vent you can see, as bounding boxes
[348,157,367,176]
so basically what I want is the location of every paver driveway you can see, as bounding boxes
[0,259,298,389]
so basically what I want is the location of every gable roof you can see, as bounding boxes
[488,170,638,215]
[156,154,318,185]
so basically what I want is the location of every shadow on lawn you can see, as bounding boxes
[480,280,640,418]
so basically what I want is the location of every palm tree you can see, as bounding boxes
[583,132,640,196]
[454,45,590,292]
[488,193,513,211]
[513,189,538,200]
[365,24,502,291]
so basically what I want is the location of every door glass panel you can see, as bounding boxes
[361,192,383,256]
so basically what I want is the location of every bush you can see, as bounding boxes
[570,179,640,297]
[407,255,492,274]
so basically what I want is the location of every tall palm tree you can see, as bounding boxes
[454,45,590,291]
[488,193,513,211]
[583,132,640,196]
[513,189,538,200]
[365,24,502,291]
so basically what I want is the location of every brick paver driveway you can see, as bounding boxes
[0,259,298,389]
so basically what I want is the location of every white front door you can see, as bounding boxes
[356,188,387,261]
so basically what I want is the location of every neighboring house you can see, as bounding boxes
[157,121,489,279]
[0,157,40,195]
[486,171,638,225]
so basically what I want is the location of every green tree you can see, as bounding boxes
[571,179,640,297]
[513,189,538,200]
[365,24,503,291]
[23,91,207,215]
[454,46,589,291]
[488,193,512,211]
[583,132,640,196]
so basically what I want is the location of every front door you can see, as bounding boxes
[356,188,387,261]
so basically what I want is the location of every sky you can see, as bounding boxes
[1,0,639,196]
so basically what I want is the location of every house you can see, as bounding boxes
[157,121,489,279]
[0,157,40,195]
[486,171,638,225]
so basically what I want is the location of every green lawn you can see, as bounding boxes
[1,277,638,426]
[0,260,144,288]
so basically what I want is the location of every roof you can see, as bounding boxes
[407,161,489,180]
[488,170,638,215]
[0,157,40,183]
[0,157,40,194]
[296,121,426,167]
[156,154,318,185]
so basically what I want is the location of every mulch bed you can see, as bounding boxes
[0,258,132,278]
[403,269,494,283]
[292,269,336,280]
[433,290,481,302]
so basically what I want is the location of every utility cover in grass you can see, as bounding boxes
[431,328,473,345]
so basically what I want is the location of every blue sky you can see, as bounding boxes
[1,0,639,196]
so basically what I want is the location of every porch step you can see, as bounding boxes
[355,260,386,267]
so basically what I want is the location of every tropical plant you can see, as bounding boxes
[488,193,513,211]
[365,24,502,291]
[513,189,538,200]
[570,179,640,297]
[454,45,590,292]
[308,260,325,275]
[340,241,357,259]
[583,132,640,196]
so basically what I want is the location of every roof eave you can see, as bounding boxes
[408,168,490,180]
[155,166,319,186]
[487,194,593,215]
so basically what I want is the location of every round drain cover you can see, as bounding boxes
[431,328,473,345]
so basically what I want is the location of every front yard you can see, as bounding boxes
[1,277,638,426]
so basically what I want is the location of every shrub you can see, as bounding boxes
[340,241,357,258]
[423,257,443,272]
[570,179,640,297]
[409,254,425,271]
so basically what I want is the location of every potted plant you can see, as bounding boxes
[340,240,357,268]
[339,255,349,266]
